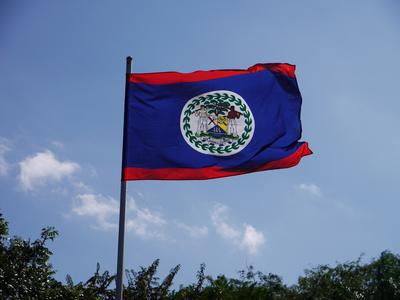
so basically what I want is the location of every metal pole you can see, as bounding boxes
[116,56,132,300]
[116,181,127,300]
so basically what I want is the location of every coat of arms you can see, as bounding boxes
[180,90,254,156]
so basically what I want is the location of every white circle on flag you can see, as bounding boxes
[180,90,255,156]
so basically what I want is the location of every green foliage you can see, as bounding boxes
[0,214,64,299]
[173,265,292,300]
[124,259,181,300]
[63,263,116,300]
[294,251,400,300]
[1,213,400,299]
[0,214,116,300]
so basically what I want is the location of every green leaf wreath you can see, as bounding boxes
[182,92,253,155]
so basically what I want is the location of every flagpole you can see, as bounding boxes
[116,56,132,300]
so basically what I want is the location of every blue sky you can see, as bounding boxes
[1,0,400,287]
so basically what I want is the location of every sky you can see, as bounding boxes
[1,0,400,288]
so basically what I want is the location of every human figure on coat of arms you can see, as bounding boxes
[194,105,209,133]
[227,106,242,136]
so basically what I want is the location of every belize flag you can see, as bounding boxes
[122,63,312,180]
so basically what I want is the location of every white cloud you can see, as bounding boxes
[211,204,241,240]
[71,193,167,239]
[0,140,10,176]
[72,181,93,193]
[240,224,266,255]
[175,222,208,238]
[72,193,118,230]
[211,203,265,255]
[126,198,167,240]
[18,150,80,190]
[297,183,322,197]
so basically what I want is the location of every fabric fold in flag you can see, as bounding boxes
[122,63,312,180]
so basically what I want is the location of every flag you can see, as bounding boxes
[122,63,312,180]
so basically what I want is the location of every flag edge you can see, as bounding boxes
[122,142,312,181]
[129,63,296,85]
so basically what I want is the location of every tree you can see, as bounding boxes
[2,212,400,299]
[63,263,116,300]
[294,252,400,300]
[124,258,180,300]
[171,263,206,300]
[0,213,64,299]
[173,264,292,300]
[364,251,400,299]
